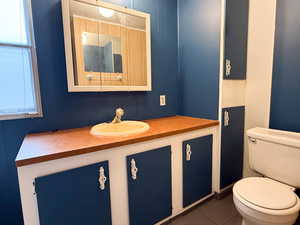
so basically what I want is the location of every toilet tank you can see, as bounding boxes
[247,127,300,188]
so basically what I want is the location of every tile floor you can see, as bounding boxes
[170,193,300,225]
[170,194,241,225]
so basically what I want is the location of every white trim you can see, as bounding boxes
[222,80,246,108]
[218,0,226,121]
[266,1,277,128]
[0,0,43,121]
[145,12,152,92]
[73,15,147,32]
[26,0,43,119]
[62,0,77,92]
[77,0,149,18]
[61,0,152,92]
[216,0,226,192]
[0,42,31,49]
[68,85,152,92]
[243,0,277,177]
[0,112,42,121]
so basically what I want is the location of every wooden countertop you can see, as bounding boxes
[16,116,219,167]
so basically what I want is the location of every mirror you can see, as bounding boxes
[62,0,152,92]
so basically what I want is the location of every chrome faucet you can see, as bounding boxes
[111,108,124,124]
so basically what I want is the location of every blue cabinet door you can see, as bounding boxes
[182,135,213,208]
[224,0,249,80]
[127,146,172,225]
[35,161,112,225]
[220,106,245,189]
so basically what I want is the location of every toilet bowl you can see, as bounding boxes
[233,177,300,225]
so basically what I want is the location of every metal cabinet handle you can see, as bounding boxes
[226,59,231,76]
[99,166,107,190]
[131,159,138,180]
[249,137,257,144]
[186,144,192,161]
[224,110,230,127]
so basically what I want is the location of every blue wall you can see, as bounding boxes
[0,0,223,224]
[270,0,300,132]
[178,0,221,120]
[0,0,179,224]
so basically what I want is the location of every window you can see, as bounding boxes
[0,0,42,120]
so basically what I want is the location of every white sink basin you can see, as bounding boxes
[90,121,150,137]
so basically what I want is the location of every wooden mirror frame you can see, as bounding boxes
[61,0,152,92]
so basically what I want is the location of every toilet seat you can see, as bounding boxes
[233,177,300,216]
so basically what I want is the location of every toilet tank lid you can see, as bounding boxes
[247,127,300,148]
[234,177,298,210]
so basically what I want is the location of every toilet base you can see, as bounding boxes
[233,195,299,225]
[242,219,256,225]
[242,218,296,225]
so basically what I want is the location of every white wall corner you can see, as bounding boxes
[243,0,277,177]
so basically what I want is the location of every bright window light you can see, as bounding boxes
[0,0,42,120]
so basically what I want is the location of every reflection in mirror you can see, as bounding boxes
[82,33,123,73]
[62,0,151,91]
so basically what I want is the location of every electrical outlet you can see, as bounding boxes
[160,95,166,106]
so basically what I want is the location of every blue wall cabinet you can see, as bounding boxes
[127,146,172,225]
[220,106,245,189]
[35,161,112,225]
[224,0,249,80]
[182,135,213,208]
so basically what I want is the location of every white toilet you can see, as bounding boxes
[233,127,300,225]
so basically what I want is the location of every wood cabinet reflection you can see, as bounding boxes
[73,16,147,87]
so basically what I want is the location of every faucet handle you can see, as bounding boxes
[111,108,124,124]
[116,108,124,117]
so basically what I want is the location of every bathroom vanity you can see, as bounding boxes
[16,116,220,225]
